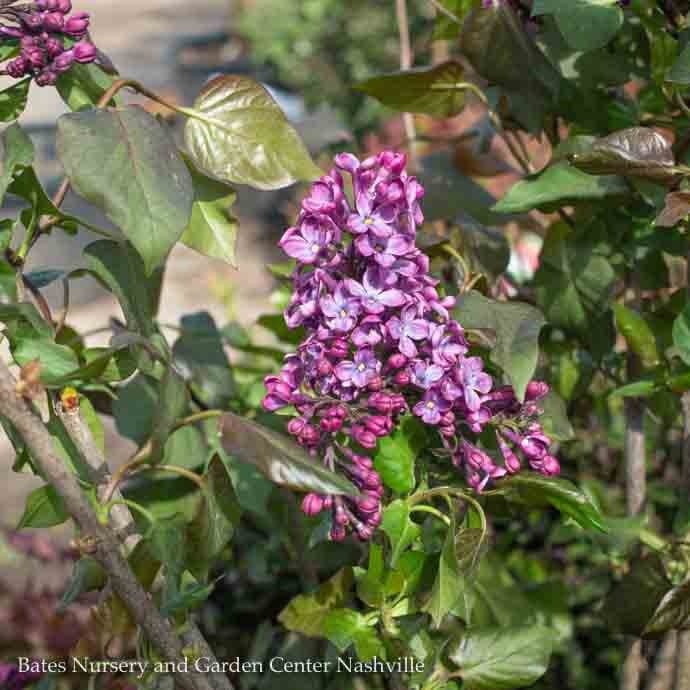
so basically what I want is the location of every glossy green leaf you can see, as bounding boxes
[57,106,194,273]
[149,367,189,464]
[614,304,661,369]
[539,391,575,441]
[13,339,80,385]
[187,457,240,580]
[219,413,358,496]
[501,472,607,532]
[183,75,321,190]
[160,576,217,617]
[56,63,119,111]
[532,0,623,52]
[84,240,163,337]
[374,416,426,494]
[0,122,34,205]
[356,61,472,118]
[113,374,158,445]
[322,609,385,661]
[180,160,239,265]
[455,290,546,401]
[0,78,31,123]
[447,625,553,690]
[534,222,616,341]
[433,0,472,39]
[17,485,68,529]
[278,568,353,638]
[172,311,235,408]
[423,514,463,627]
[494,163,627,214]
[381,499,421,567]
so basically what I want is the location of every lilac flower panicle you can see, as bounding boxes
[263,151,559,540]
[0,0,96,86]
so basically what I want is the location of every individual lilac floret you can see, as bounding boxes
[262,151,559,541]
[0,1,97,86]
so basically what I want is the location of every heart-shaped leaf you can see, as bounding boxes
[219,413,358,496]
[356,61,473,118]
[447,625,553,690]
[455,290,546,401]
[57,106,194,273]
[183,75,321,190]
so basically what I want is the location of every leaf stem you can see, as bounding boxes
[410,504,451,526]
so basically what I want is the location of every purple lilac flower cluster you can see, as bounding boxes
[262,151,559,541]
[0,663,42,690]
[0,0,96,86]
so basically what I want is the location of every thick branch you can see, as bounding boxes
[0,359,210,690]
[56,404,234,690]
[646,633,677,690]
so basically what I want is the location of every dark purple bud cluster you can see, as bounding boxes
[0,0,96,86]
[262,151,559,541]
[0,663,42,690]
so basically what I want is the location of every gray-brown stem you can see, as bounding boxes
[0,359,211,690]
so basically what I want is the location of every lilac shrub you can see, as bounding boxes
[0,0,96,86]
[262,151,560,541]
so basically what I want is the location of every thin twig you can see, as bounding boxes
[427,0,462,25]
[55,402,234,690]
[0,359,211,690]
[646,633,677,690]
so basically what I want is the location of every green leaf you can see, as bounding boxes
[532,0,623,52]
[493,163,628,214]
[669,41,690,85]
[0,78,31,123]
[149,515,187,602]
[534,222,616,341]
[322,609,386,661]
[18,485,68,529]
[501,472,607,532]
[610,379,659,398]
[356,543,386,607]
[172,311,235,408]
[673,303,690,366]
[568,127,679,184]
[55,63,119,111]
[423,515,463,627]
[538,391,575,441]
[57,106,194,273]
[454,291,546,401]
[187,457,240,580]
[356,61,473,118]
[614,304,661,369]
[0,122,34,205]
[160,576,217,617]
[149,367,189,464]
[381,499,421,567]
[433,0,472,40]
[58,558,105,613]
[278,568,353,637]
[13,339,80,386]
[374,416,426,494]
[219,413,358,496]
[84,240,163,337]
[183,75,321,190]
[180,160,239,265]
[113,374,158,445]
[602,554,673,636]
[447,625,553,690]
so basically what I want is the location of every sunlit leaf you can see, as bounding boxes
[219,413,358,496]
[184,75,321,190]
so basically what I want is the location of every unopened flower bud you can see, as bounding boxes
[72,40,96,63]
[526,380,550,401]
[302,493,324,516]
[44,36,64,58]
[53,49,74,73]
[43,11,64,31]
[386,353,407,370]
[6,57,29,78]
[35,68,57,86]
[352,425,377,449]
[367,375,383,391]
[393,370,410,386]
[368,392,394,413]
[64,11,89,36]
